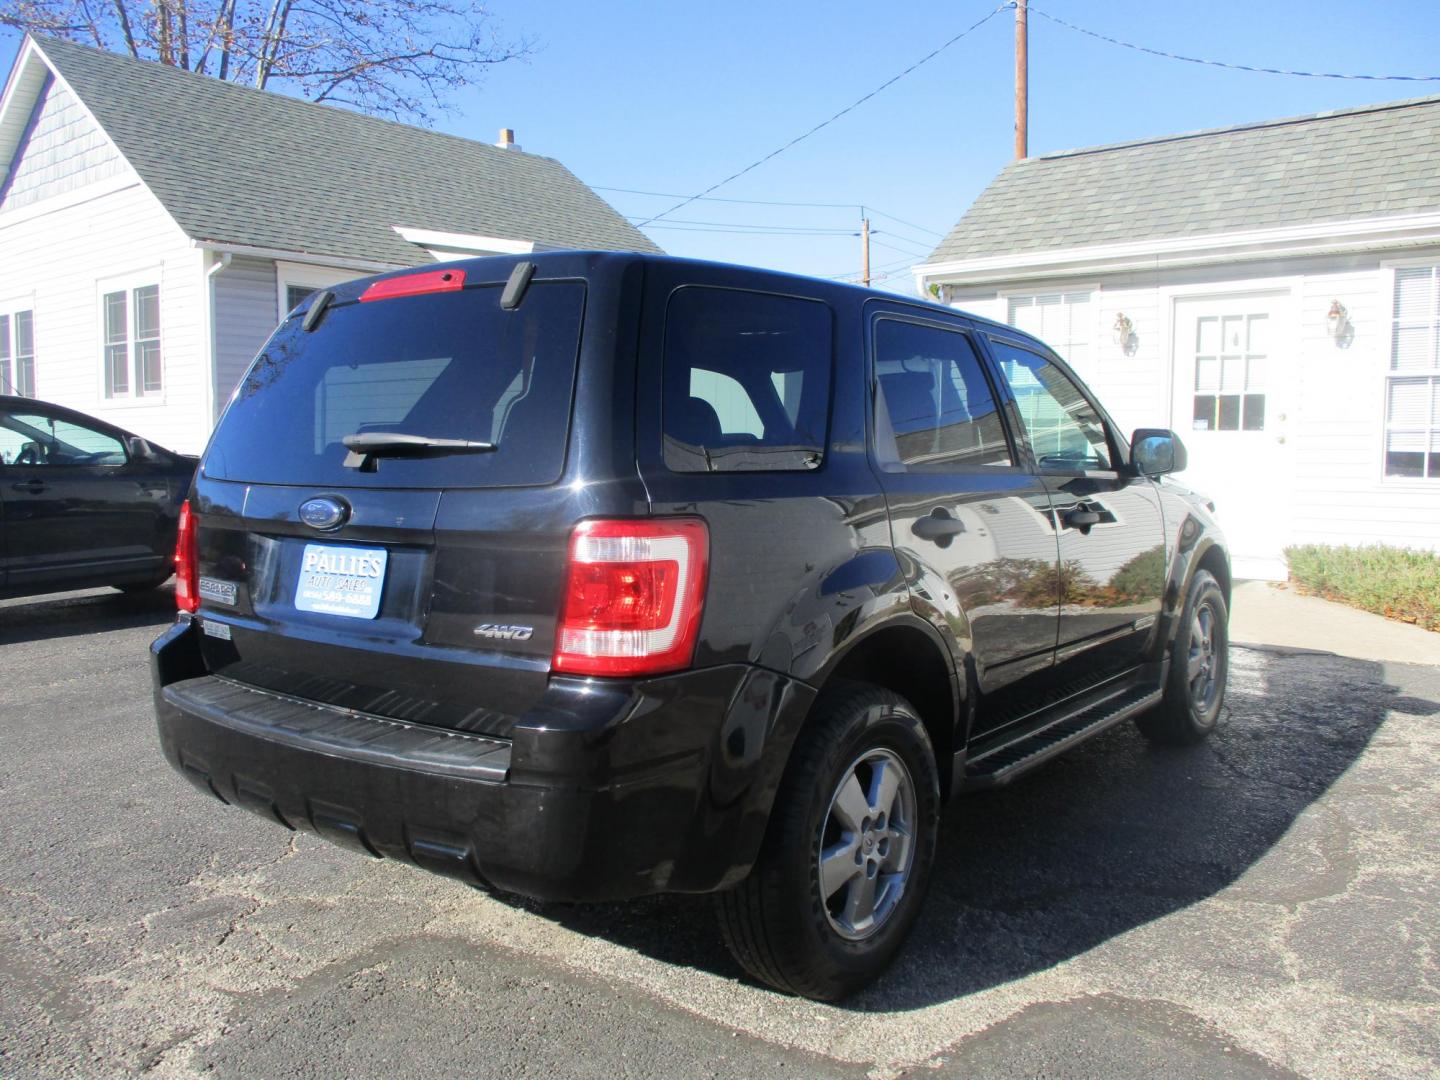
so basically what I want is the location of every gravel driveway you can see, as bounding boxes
[2,588,1436,1078]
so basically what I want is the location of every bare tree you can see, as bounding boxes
[0,0,533,123]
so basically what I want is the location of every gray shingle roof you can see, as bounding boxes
[928,95,1440,265]
[34,36,661,265]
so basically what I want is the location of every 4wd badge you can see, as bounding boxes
[473,623,535,642]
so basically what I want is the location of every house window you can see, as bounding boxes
[1192,313,1267,432]
[1007,292,1093,369]
[1,309,37,397]
[286,285,316,313]
[1387,267,1440,479]
[103,284,162,398]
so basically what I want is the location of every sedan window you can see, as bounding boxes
[0,411,127,466]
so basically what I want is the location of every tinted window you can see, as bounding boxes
[205,282,585,488]
[0,409,126,466]
[874,319,1011,470]
[663,287,831,472]
[988,337,1112,470]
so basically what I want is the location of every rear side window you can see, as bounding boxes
[873,319,1011,471]
[204,282,585,488]
[663,287,832,472]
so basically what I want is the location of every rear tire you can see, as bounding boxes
[716,682,940,1001]
[114,569,173,593]
[1137,569,1228,745]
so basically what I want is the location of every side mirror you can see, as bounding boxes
[126,436,158,462]
[1131,428,1187,476]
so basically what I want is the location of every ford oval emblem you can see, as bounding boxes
[299,496,349,530]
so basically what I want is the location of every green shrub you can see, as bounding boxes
[1283,544,1440,632]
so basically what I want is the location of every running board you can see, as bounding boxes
[964,684,1163,789]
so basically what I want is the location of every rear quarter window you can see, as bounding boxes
[662,286,832,472]
[204,281,585,489]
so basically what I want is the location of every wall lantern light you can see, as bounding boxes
[1112,312,1136,353]
[1326,300,1350,339]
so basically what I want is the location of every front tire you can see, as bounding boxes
[1137,569,1228,745]
[716,683,940,1001]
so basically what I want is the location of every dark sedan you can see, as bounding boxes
[0,396,196,600]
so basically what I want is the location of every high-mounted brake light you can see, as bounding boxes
[174,499,199,614]
[359,268,466,303]
[553,518,709,678]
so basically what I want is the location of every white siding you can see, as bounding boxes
[0,173,208,452]
[928,248,1440,565]
[212,256,279,416]
[0,78,124,212]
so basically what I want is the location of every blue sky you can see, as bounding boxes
[4,1,1438,291]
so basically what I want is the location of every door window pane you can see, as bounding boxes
[989,338,1111,470]
[0,313,9,395]
[874,319,1010,470]
[1193,311,1266,432]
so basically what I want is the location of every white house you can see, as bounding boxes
[915,96,1440,580]
[0,36,659,454]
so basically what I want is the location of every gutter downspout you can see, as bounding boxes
[203,251,231,426]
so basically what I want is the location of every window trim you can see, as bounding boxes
[866,310,1023,475]
[95,269,164,405]
[275,261,361,322]
[1380,262,1440,484]
[0,295,38,398]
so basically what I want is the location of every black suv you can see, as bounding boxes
[152,253,1229,1000]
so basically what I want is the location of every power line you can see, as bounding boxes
[624,216,861,235]
[643,223,861,237]
[634,3,1011,227]
[1028,5,1440,82]
[870,237,931,260]
[863,207,945,239]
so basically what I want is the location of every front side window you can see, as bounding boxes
[1387,266,1440,479]
[0,310,36,397]
[873,318,1011,471]
[662,287,832,472]
[0,408,127,466]
[103,283,162,398]
[989,337,1112,471]
[1192,312,1267,432]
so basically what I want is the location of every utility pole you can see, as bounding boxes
[1015,0,1028,160]
[861,217,872,286]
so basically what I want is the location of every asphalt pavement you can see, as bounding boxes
[1,586,1436,1078]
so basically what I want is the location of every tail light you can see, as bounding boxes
[553,518,708,677]
[174,499,199,614]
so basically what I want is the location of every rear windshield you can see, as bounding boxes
[204,282,585,488]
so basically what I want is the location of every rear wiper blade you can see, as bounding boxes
[342,432,496,472]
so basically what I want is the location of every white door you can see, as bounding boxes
[1171,293,1296,580]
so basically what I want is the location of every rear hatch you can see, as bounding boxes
[190,264,596,737]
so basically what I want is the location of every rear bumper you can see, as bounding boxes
[151,617,815,901]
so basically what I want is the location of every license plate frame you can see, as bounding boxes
[294,543,388,619]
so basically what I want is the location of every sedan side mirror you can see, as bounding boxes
[126,436,159,462]
[1131,428,1187,476]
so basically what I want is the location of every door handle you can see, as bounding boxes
[1063,508,1101,529]
[912,511,966,543]
[10,480,45,494]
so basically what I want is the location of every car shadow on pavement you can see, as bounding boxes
[0,585,177,645]
[502,646,1428,1011]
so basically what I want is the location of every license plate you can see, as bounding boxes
[294,543,388,619]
